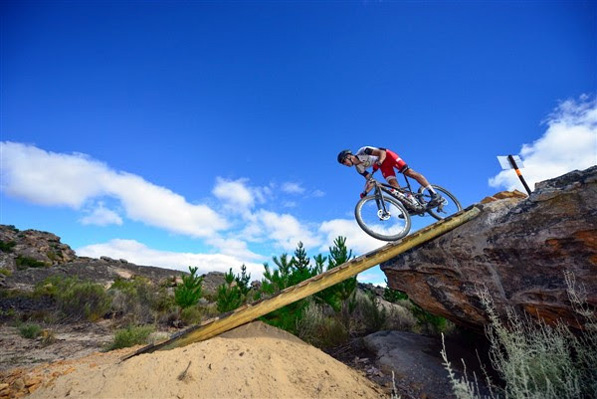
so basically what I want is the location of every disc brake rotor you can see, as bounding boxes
[377,209,391,221]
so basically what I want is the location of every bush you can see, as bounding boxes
[410,302,452,335]
[19,323,42,339]
[0,240,16,252]
[107,325,155,350]
[59,281,112,322]
[16,255,47,269]
[110,276,176,325]
[442,271,597,399]
[383,284,450,334]
[383,282,409,303]
[180,306,204,325]
[0,268,12,277]
[35,276,111,322]
[344,290,387,335]
[297,301,349,348]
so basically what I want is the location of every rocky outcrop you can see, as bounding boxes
[0,225,225,293]
[0,226,77,271]
[382,166,597,331]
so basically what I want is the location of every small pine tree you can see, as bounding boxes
[315,236,357,312]
[174,266,204,309]
[216,266,251,313]
[258,242,319,333]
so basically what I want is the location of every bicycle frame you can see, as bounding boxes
[368,176,426,215]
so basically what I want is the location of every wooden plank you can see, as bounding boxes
[122,205,481,360]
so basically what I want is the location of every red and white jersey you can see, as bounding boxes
[354,146,382,175]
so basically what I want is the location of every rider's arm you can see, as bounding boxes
[356,163,369,179]
[365,147,386,166]
[358,169,373,180]
[361,147,386,170]
[376,149,386,165]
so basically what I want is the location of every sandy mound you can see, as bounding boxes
[23,322,385,399]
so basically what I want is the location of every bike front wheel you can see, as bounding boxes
[418,185,462,220]
[354,195,411,241]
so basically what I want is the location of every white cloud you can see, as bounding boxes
[76,239,265,279]
[0,142,227,237]
[1,143,107,207]
[281,182,305,194]
[255,209,321,251]
[489,95,597,191]
[205,236,266,261]
[212,177,256,212]
[318,218,383,255]
[79,202,123,226]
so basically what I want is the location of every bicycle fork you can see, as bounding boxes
[374,190,391,220]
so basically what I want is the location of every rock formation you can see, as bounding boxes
[0,226,77,271]
[382,166,597,331]
[0,225,225,293]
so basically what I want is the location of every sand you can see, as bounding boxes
[21,322,385,399]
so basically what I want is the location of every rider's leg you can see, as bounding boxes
[404,168,441,202]
[386,176,400,189]
[403,168,430,187]
[381,167,400,188]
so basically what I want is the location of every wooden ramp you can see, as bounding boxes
[122,205,481,361]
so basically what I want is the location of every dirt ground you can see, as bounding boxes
[0,321,388,399]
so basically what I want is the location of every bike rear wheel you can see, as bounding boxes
[354,195,411,241]
[418,185,462,220]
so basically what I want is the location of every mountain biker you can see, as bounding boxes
[337,146,442,205]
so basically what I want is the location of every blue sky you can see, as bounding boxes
[1,1,596,285]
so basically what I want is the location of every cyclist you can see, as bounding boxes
[337,146,442,205]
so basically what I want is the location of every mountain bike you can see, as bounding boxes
[354,173,462,241]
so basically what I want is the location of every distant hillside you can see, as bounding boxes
[0,225,225,294]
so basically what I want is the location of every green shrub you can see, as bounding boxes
[16,255,47,269]
[0,268,12,277]
[0,240,16,252]
[383,282,409,303]
[297,301,348,348]
[19,323,42,339]
[107,325,155,350]
[180,306,204,325]
[442,271,597,399]
[174,266,204,309]
[35,276,111,321]
[344,290,387,335]
[60,281,111,321]
[109,276,175,325]
[410,302,451,334]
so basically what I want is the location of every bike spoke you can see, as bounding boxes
[418,186,462,220]
[355,196,410,240]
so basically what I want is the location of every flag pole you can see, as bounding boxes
[507,155,532,195]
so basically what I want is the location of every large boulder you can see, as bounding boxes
[0,226,77,272]
[381,166,597,330]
